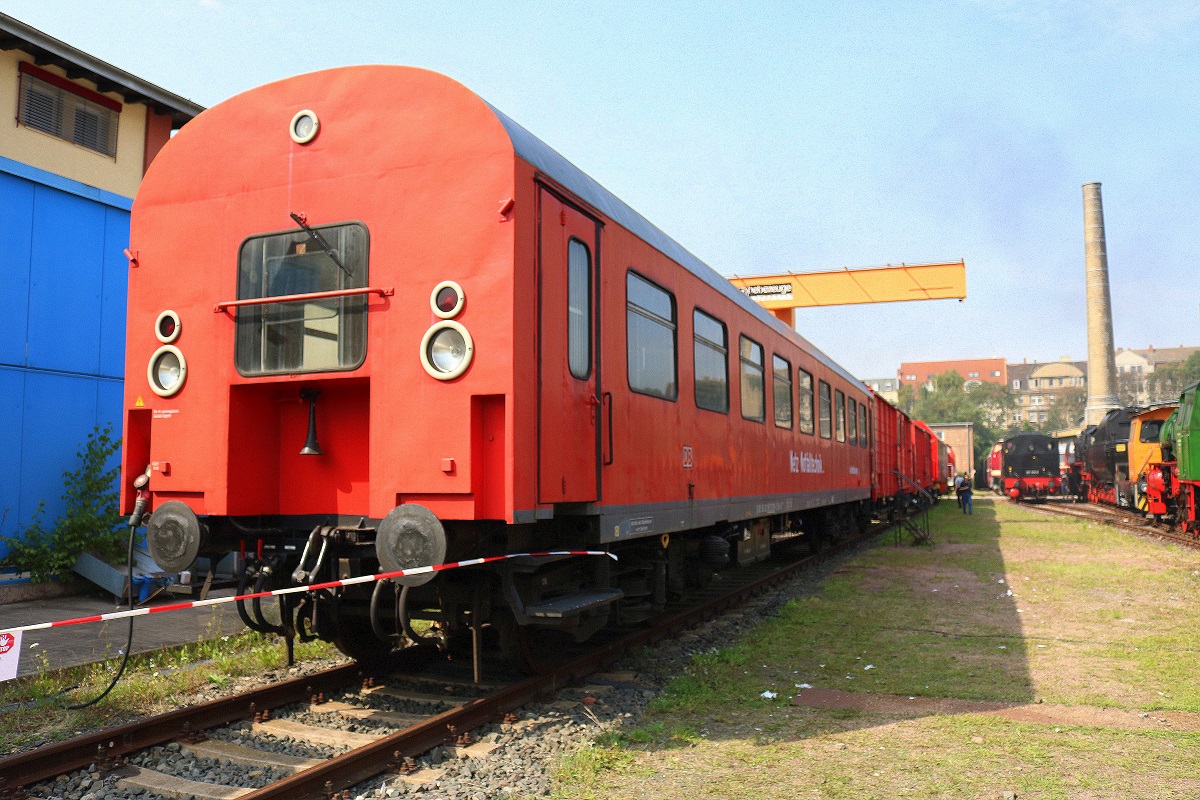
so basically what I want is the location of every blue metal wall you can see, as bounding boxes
[0,156,132,561]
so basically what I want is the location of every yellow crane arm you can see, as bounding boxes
[728,260,966,327]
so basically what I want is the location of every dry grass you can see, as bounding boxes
[553,495,1200,800]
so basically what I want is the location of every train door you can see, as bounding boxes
[538,188,602,504]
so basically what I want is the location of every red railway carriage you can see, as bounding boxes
[868,397,935,511]
[897,410,919,494]
[913,420,948,495]
[869,392,900,508]
[987,441,1004,492]
[122,66,884,663]
[911,420,934,495]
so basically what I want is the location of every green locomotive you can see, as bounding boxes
[1144,381,1200,535]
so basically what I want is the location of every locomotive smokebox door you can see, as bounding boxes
[376,504,447,586]
[146,500,205,572]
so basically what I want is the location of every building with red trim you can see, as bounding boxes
[898,358,1007,389]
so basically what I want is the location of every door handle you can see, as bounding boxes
[602,392,613,465]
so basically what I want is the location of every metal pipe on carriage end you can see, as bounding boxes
[1082,182,1120,426]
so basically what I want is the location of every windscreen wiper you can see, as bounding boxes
[289,212,351,277]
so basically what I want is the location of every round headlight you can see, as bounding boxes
[289,109,320,144]
[420,321,473,380]
[155,309,181,343]
[430,328,466,372]
[148,345,187,397]
[430,280,465,319]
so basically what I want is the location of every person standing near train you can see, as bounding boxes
[960,476,973,514]
[954,473,965,509]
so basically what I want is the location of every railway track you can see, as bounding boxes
[1011,496,1200,550]
[0,517,917,800]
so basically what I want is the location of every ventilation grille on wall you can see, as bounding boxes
[18,72,119,157]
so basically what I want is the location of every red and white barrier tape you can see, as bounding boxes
[1,550,617,636]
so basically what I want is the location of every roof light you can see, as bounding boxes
[290,109,319,144]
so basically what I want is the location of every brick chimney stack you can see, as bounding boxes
[1082,182,1120,426]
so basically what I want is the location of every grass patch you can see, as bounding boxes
[551,495,1200,799]
[553,742,644,798]
[0,625,338,753]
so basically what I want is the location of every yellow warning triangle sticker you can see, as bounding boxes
[135,396,145,407]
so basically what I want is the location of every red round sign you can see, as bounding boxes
[0,632,13,654]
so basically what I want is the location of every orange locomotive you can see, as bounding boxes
[123,67,927,664]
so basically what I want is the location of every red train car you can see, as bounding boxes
[912,422,933,494]
[869,399,933,512]
[124,66,888,663]
[987,441,1004,492]
[914,420,945,496]
[913,419,949,495]
[869,393,899,510]
[898,410,918,495]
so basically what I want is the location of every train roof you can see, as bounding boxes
[487,102,868,393]
[1004,431,1053,443]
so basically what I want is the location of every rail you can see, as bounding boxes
[213,286,394,313]
[2,512,926,799]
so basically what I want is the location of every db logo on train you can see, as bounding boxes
[0,632,14,655]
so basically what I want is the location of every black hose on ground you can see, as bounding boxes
[64,520,137,710]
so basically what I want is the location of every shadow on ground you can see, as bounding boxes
[641,494,1038,743]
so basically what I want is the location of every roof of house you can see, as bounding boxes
[1132,346,1199,366]
[1006,360,1087,385]
[0,13,203,127]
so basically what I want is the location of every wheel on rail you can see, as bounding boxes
[497,613,575,675]
[331,618,394,667]
[313,588,400,669]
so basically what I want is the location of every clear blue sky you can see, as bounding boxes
[11,0,1198,379]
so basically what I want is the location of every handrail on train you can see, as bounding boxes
[892,470,934,507]
[891,469,933,544]
[213,286,394,313]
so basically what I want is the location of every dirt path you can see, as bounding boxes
[792,687,1200,731]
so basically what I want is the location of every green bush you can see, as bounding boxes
[1,424,125,582]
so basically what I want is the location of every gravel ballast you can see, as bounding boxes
[24,540,862,800]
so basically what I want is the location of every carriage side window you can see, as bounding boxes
[847,397,858,445]
[626,271,677,400]
[798,369,815,435]
[693,309,728,413]
[1140,420,1164,443]
[235,222,369,376]
[568,239,591,379]
[859,402,869,448]
[740,336,765,422]
[835,389,846,442]
[773,355,792,429]
[818,380,832,439]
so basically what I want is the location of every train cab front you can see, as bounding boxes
[1005,475,1060,501]
[121,211,493,664]
[120,66,622,669]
